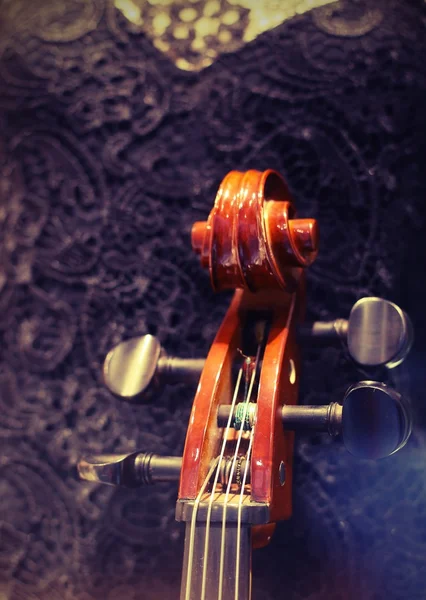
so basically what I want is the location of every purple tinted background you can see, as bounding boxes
[0,1,425,599]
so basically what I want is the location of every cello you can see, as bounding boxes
[78,169,412,599]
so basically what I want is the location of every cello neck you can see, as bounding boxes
[180,521,252,600]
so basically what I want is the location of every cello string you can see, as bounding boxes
[184,456,221,600]
[217,354,259,600]
[217,342,262,600]
[199,367,244,600]
[235,424,255,600]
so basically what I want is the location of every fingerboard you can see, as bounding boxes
[180,521,252,600]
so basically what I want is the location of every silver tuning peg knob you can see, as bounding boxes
[346,298,413,368]
[103,335,205,402]
[298,297,413,368]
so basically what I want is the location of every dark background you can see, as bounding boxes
[0,1,426,599]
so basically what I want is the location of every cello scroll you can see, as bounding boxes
[77,168,412,600]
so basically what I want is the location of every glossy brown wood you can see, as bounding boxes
[252,523,276,550]
[177,285,303,505]
[251,283,303,522]
[179,168,318,556]
[178,289,244,499]
[192,169,318,292]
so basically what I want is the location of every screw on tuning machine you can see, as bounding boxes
[218,381,412,460]
[298,297,413,368]
[103,335,205,402]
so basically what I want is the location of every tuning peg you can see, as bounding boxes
[103,335,205,402]
[347,298,413,368]
[77,452,246,488]
[298,297,413,368]
[281,381,412,459]
[339,381,412,459]
[217,381,412,459]
[77,451,182,487]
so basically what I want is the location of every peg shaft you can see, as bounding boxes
[298,318,348,341]
[281,403,342,435]
[157,356,206,383]
[217,402,342,435]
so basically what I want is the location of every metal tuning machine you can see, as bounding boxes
[298,297,413,368]
[103,334,205,402]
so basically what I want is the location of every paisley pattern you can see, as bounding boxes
[0,0,425,598]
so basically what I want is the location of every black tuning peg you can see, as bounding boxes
[217,381,412,459]
[298,297,413,368]
[281,380,412,459]
[103,335,205,402]
[77,452,245,488]
[340,381,412,459]
[77,451,182,487]
[78,379,412,491]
